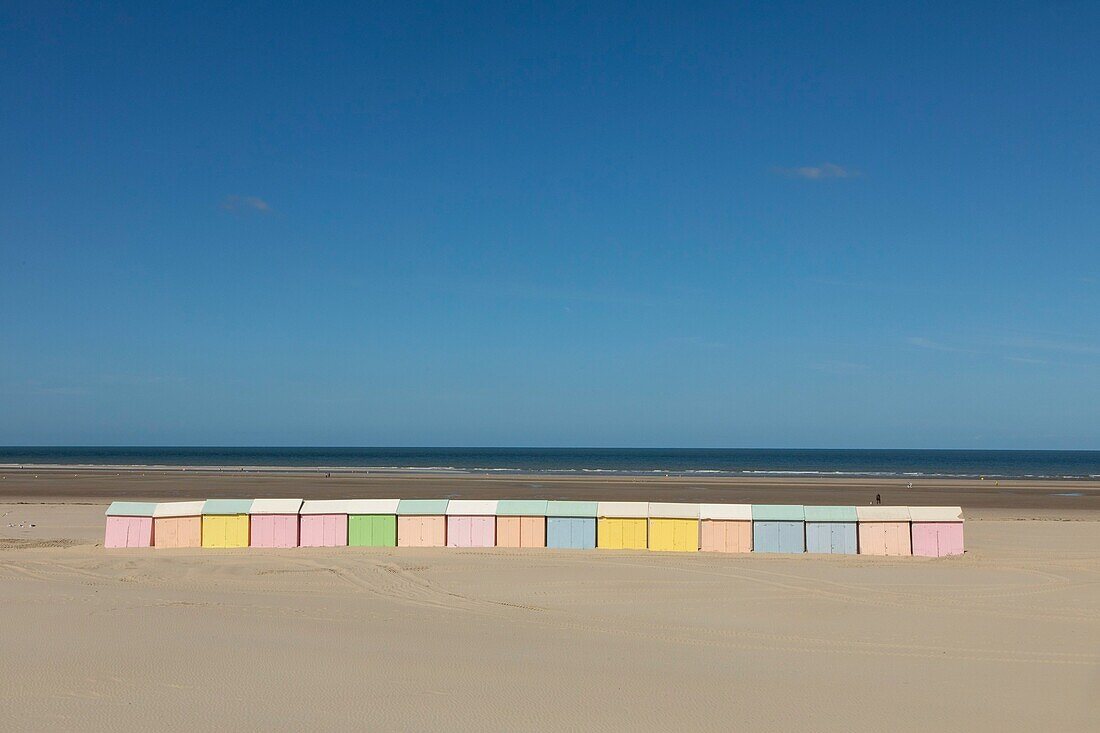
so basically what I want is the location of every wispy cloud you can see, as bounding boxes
[221,195,272,214]
[774,163,858,180]
[1005,356,1049,365]
[905,336,979,354]
[1001,336,1100,355]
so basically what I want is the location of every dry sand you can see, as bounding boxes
[1,499,1098,731]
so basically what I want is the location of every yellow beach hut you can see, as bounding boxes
[647,502,700,552]
[201,499,252,548]
[596,501,648,549]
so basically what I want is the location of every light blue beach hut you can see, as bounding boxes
[751,505,805,553]
[804,506,858,554]
[545,500,597,549]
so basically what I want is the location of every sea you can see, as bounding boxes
[0,447,1097,479]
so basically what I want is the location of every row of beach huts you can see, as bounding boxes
[104,499,964,556]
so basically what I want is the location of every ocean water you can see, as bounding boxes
[0,447,1097,479]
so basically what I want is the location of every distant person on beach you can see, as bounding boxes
[875,493,882,504]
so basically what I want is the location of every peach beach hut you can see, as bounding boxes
[201,499,252,548]
[909,506,964,557]
[804,506,858,555]
[152,500,204,548]
[346,499,400,547]
[545,500,598,549]
[299,500,348,547]
[446,500,498,548]
[596,501,649,549]
[495,499,548,548]
[647,502,700,552]
[396,499,449,547]
[249,498,303,548]
[856,505,912,556]
[751,505,806,553]
[699,503,752,553]
[104,502,156,548]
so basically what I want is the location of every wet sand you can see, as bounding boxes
[2,466,1100,519]
[0,501,1098,732]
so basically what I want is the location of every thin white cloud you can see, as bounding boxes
[774,163,858,180]
[221,195,272,213]
[905,336,979,354]
[1005,356,1049,365]
[1002,336,1100,355]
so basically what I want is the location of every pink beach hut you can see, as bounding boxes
[299,500,349,547]
[104,502,156,548]
[249,498,303,548]
[856,506,912,556]
[909,506,964,557]
[446,500,498,548]
[152,501,204,548]
[699,503,753,553]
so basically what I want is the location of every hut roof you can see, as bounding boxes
[249,498,303,514]
[202,499,253,515]
[152,501,205,518]
[908,506,963,522]
[751,504,806,521]
[397,499,450,515]
[299,499,351,515]
[597,501,649,518]
[648,502,700,519]
[804,506,858,522]
[105,501,157,517]
[856,505,911,522]
[496,499,549,516]
[699,503,752,520]
[345,499,401,515]
[546,500,598,517]
[446,500,498,516]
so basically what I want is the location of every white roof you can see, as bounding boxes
[299,499,351,515]
[445,500,498,516]
[698,503,753,520]
[249,498,303,514]
[648,502,700,519]
[908,506,963,522]
[597,501,649,518]
[856,505,911,522]
[345,499,401,514]
[152,501,205,518]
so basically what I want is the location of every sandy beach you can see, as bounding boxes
[0,473,1098,731]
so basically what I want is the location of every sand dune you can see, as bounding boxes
[0,503,1098,731]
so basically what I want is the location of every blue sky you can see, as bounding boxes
[1,2,1098,448]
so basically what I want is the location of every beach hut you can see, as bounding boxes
[751,505,806,553]
[299,500,349,547]
[596,501,649,550]
[396,499,449,547]
[804,506,858,554]
[496,499,548,548]
[249,498,303,548]
[647,503,700,552]
[545,500,598,549]
[104,502,155,548]
[699,504,753,553]
[346,499,400,547]
[201,499,252,548]
[446,500,498,548]
[909,506,964,557]
[152,501,204,548]
[856,506,912,556]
